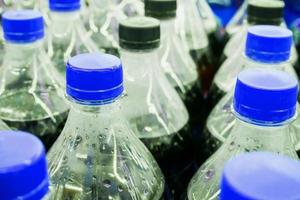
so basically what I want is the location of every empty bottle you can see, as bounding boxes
[144,0,204,136]
[220,152,300,200]
[119,16,195,198]
[203,25,298,159]
[47,0,102,78]
[0,130,50,199]
[0,10,68,150]
[221,0,298,69]
[188,68,299,200]
[48,53,165,200]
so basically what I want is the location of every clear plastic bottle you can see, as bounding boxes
[84,0,120,56]
[46,0,102,78]
[144,0,204,135]
[188,68,299,200]
[47,53,165,200]
[0,130,51,200]
[0,10,68,150]
[177,0,215,96]
[204,26,299,160]
[220,152,300,200]
[119,16,195,198]
[221,0,298,70]
[211,0,287,107]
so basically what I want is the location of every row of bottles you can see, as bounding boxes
[0,0,300,199]
[2,131,300,200]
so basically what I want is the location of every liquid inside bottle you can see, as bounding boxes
[0,10,68,150]
[119,16,196,198]
[48,53,165,200]
[188,68,299,200]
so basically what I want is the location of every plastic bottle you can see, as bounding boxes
[188,68,299,200]
[144,0,204,136]
[119,16,195,198]
[0,131,50,199]
[0,10,68,150]
[195,0,224,59]
[220,152,300,200]
[84,0,120,56]
[221,0,298,69]
[203,25,299,160]
[46,0,102,78]
[47,53,165,200]
[177,0,215,97]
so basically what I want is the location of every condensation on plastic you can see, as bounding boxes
[188,118,298,200]
[47,100,165,200]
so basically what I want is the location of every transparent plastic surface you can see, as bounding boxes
[196,0,218,35]
[160,19,198,96]
[177,0,214,94]
[47,11,102,78]
[207,60,300,151]
[121,50,189,140]
[188,119,299,200]
[0,40,68,149]
[85,0,120,56]
[48,99,165,200]
[2,0,38,9]
[120,49,195,197]
[225,0,247,37]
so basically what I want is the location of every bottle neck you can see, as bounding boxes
[49,11,80,37]
[4,40,43,61]
[120,48,160,71]
[160,18,176,39]
[244,56,288,71]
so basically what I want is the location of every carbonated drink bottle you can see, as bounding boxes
[177,0,215,97]
[0,130,50,199]
[144,0,204,139]
[195,0,224,60]
[210,0,286,108]
[220,152,300,200]
[47,53,165,200]
[119,16,196,198]
[203,26,298,160]
[84,0,120,56]
[221,0,298,70]
[47,0,102,78]
[188,68,299,200]
[0,10,68,150]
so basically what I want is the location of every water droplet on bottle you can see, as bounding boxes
[118,185,124,192]
[103,179,111,188]
[204,169,215,181]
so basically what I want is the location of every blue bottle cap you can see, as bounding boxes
[66,53,124,103]
[2,10,44,43]
[220,152,300,200]
[49,0,81,12]
[0,131,49,200]
[233,68,298,125]
[245,25,293,63]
